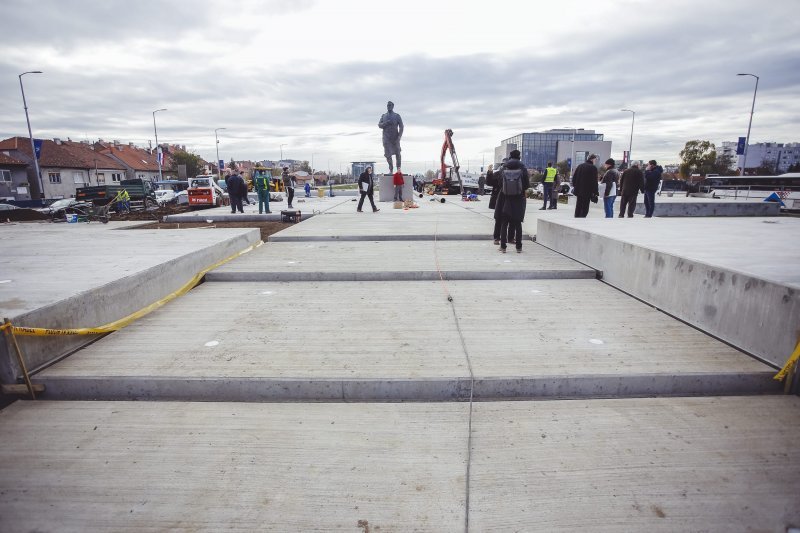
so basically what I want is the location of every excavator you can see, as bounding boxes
[432,129,464,195]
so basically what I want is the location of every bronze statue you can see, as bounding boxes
[378,101,403,173]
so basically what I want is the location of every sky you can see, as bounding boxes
[1,0,798,175]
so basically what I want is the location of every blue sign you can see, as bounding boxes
[33,139,43,160]
[736,137,746,155]
[219,159,224,170]
[567,157,572,167]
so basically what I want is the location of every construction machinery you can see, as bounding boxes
[433,129,464,195]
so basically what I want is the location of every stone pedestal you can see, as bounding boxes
[378,174,413,202]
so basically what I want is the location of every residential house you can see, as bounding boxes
[94,140,175,182]
[0,137,126,199]
[0,152,31,201]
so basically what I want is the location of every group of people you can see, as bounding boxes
[571,154,663,218]
[487,149,530,253]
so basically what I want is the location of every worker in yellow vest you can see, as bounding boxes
[540,162,558,210]
[253,170,272,214]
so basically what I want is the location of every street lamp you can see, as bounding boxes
[19,71,43,200]
[621,109,635,167]
[737,73,759,176]
[152,108,167,181]
[214,128,226,181]
[280,144,287,162]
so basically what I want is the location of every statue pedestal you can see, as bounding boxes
[378,174,413,202]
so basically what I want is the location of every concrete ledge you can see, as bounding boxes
[36,371,779,401]
[163,213,310,223]
[0,227,261,382]
[268,233,516,242]
[635,199,780,217]
[536,218,800,367]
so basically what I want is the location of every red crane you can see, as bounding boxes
[435,129,464,195]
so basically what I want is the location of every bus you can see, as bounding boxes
[696,173,800,206]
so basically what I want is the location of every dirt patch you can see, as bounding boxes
[111,204,192,222]
[0,208,49,222]
[130,221,293,241]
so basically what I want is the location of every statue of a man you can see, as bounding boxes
[378,101,404,173]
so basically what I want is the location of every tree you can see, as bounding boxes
[228,159,238,170]
[556,160,570,178]
[713,153,738,176]
[787,163,800,173]
[170,150,203,179]
[425,169,435,180]
[679,140,717,177]
[298,161,311,173]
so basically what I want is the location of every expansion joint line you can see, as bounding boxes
[433,220,474,533]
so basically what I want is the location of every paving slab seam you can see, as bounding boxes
[267,233,520,242]
[205,269,597,282]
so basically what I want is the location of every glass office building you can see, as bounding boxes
[351,162,376,180]
[497,129,607,171]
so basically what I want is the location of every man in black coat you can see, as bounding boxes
[227,171,246,213]
[618,162,644,217]
[572,154,599,218]
[643,160,663,218]
[357,166,379,212]
[499,149,530,253]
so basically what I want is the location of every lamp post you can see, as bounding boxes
[19,71,44,200]
[280,144,287,162]
[152,108,167,181]
[311,152,317,185]
[214,128,226,181]
[737,73,759,176]
[621,109,635,167]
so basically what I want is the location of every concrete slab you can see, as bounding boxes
[163,194,351,222]
[269,198,525,242]
[0,223,260,382]
[634,198,781,217]
[36,280,776,401]
[537,217,800,367]
[0,400,469,531]
[206,241,596,282]
[470,395,800,532]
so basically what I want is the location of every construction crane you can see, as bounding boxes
[434,129,464,195]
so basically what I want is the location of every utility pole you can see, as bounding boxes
[152,108,167,181]
[19,71,44,200]
[737,73,759,175]
[214,128,226,182]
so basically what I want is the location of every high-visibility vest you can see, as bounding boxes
[544,167,557,182]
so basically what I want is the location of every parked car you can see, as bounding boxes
[174,190,188,205]
[37,198,93,218]
[0,204,20,211]
[155,189,177,205]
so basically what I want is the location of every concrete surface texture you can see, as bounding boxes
[37,280,777,401]
[633,199,780,216]
[536,217,800,367]
[1,396,798,532]
[0,222,260,382]
[206,240,595,281]
[268,197,528,241]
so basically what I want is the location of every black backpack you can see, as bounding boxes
[501,168,524,196]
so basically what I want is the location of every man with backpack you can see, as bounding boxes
[498,149,530,253]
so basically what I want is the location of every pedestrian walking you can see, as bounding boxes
[304,181,311,198]
[227,171,246,214]
[643,160,663,218]
[498,149,530,253]
[357,166,379,212]
[601,158,620,218]
[282,167,295,208]
[618,162,644,217]
[393,169,404,202]
[253,169,271,214]
[572,154,599,218]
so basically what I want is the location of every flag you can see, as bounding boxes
[157,146,163,166]
[33,139,43,160]
[736,137,746,155]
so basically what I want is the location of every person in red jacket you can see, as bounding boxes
[393,169,404,202]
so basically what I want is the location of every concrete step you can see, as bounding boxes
[35,280,778,401]
[1,396,798,531]
[206,241,596,282]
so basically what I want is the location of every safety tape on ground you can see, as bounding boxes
[3,241,262,337]
[774,341,800,382]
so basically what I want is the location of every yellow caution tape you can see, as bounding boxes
[6,241,262,337]
[774,340,800,382]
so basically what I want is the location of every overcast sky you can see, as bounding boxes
[1,0,798,174]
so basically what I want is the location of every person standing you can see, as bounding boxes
[282,167,295,209]
[572,154,599,218]
[253,169,271,214]
[357,166,379,212]
[227,171,246,214]
[328,178,335,197]
[601,158,620,218]
[618,162,644,217]
[304,181,311,198]
[478,172,486,195]
[393,169,404,202]
[643,160,663,218]
[540,161,558,210]
[499,149,530,253]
